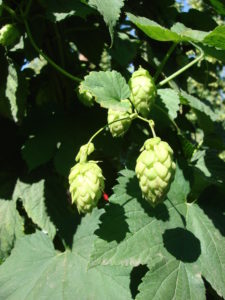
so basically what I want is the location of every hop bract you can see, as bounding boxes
[77,83,94,107]
[129,67,156,117]
[135,137,176,206]
[107,99,132,137]
[0,24,19,47]
[69,161,104,213]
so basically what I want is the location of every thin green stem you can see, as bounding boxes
[137,115,149,125]
[149,120,156,138]
[88,115,137,144]
[137,115,157,137]
[23,18,82,83]
[24,0,33,17]
[157,45,204,87]
[154,42,177,82]
[2,3,21,21]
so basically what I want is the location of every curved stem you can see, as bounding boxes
[24,0,33,17]
[149,120,156,138]
[137,115,149,125]
[88,115,136,144]
[157,44,204,87]
[23,18,82,83]
[137,115,157,137]
[154,42,177,82]
[2,3,21,21]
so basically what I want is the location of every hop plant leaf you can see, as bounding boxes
[77,82,94,107]
[0,24,19,47]
[135,137,176,206]
[129,66,156,117]
[69,161,105,213]
[107,99,133,137]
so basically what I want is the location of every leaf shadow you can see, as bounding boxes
[44,177,80,249]
[198,185,225,237]
[95,203,129,243]
[163,227,201,263]
[130,264,149,299]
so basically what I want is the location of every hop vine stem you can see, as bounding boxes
[154,42,178,82]
[157,43,204,87]
[21,13,82,83]
[88,115,136,145]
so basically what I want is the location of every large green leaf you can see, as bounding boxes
[88,0,125,42]
[127,13,181,42]
[0,209,132,300]
[13,180,56,240]
[137,259,205,300]
[89,165,225,298]
[82,70,130,110]
[127,13,225,51]
[90,165,190,268]
[0,199,24,260]
[157,88,180,120]
[187,203,225,298]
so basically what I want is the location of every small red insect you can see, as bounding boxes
[103,192,109,202]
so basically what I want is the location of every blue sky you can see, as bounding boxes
[176,0,190,12]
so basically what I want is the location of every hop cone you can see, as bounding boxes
[135,137,176,206]
[77,83,94,107]
[69,161,105,213]
[107,99,132,137]
[129,67,156,117]
[0,24,19,47]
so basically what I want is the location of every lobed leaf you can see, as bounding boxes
[82,70,130,110]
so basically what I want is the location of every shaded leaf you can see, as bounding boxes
[109,32,139,67]
[41,0,93,21]
[191,149,225,184]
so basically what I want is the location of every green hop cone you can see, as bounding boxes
[69,161,105,213]
[0,24,19,47]
[107,99,132,137]
[77,83,94,107]
[129,66,156,117]
[135,137,176,207]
